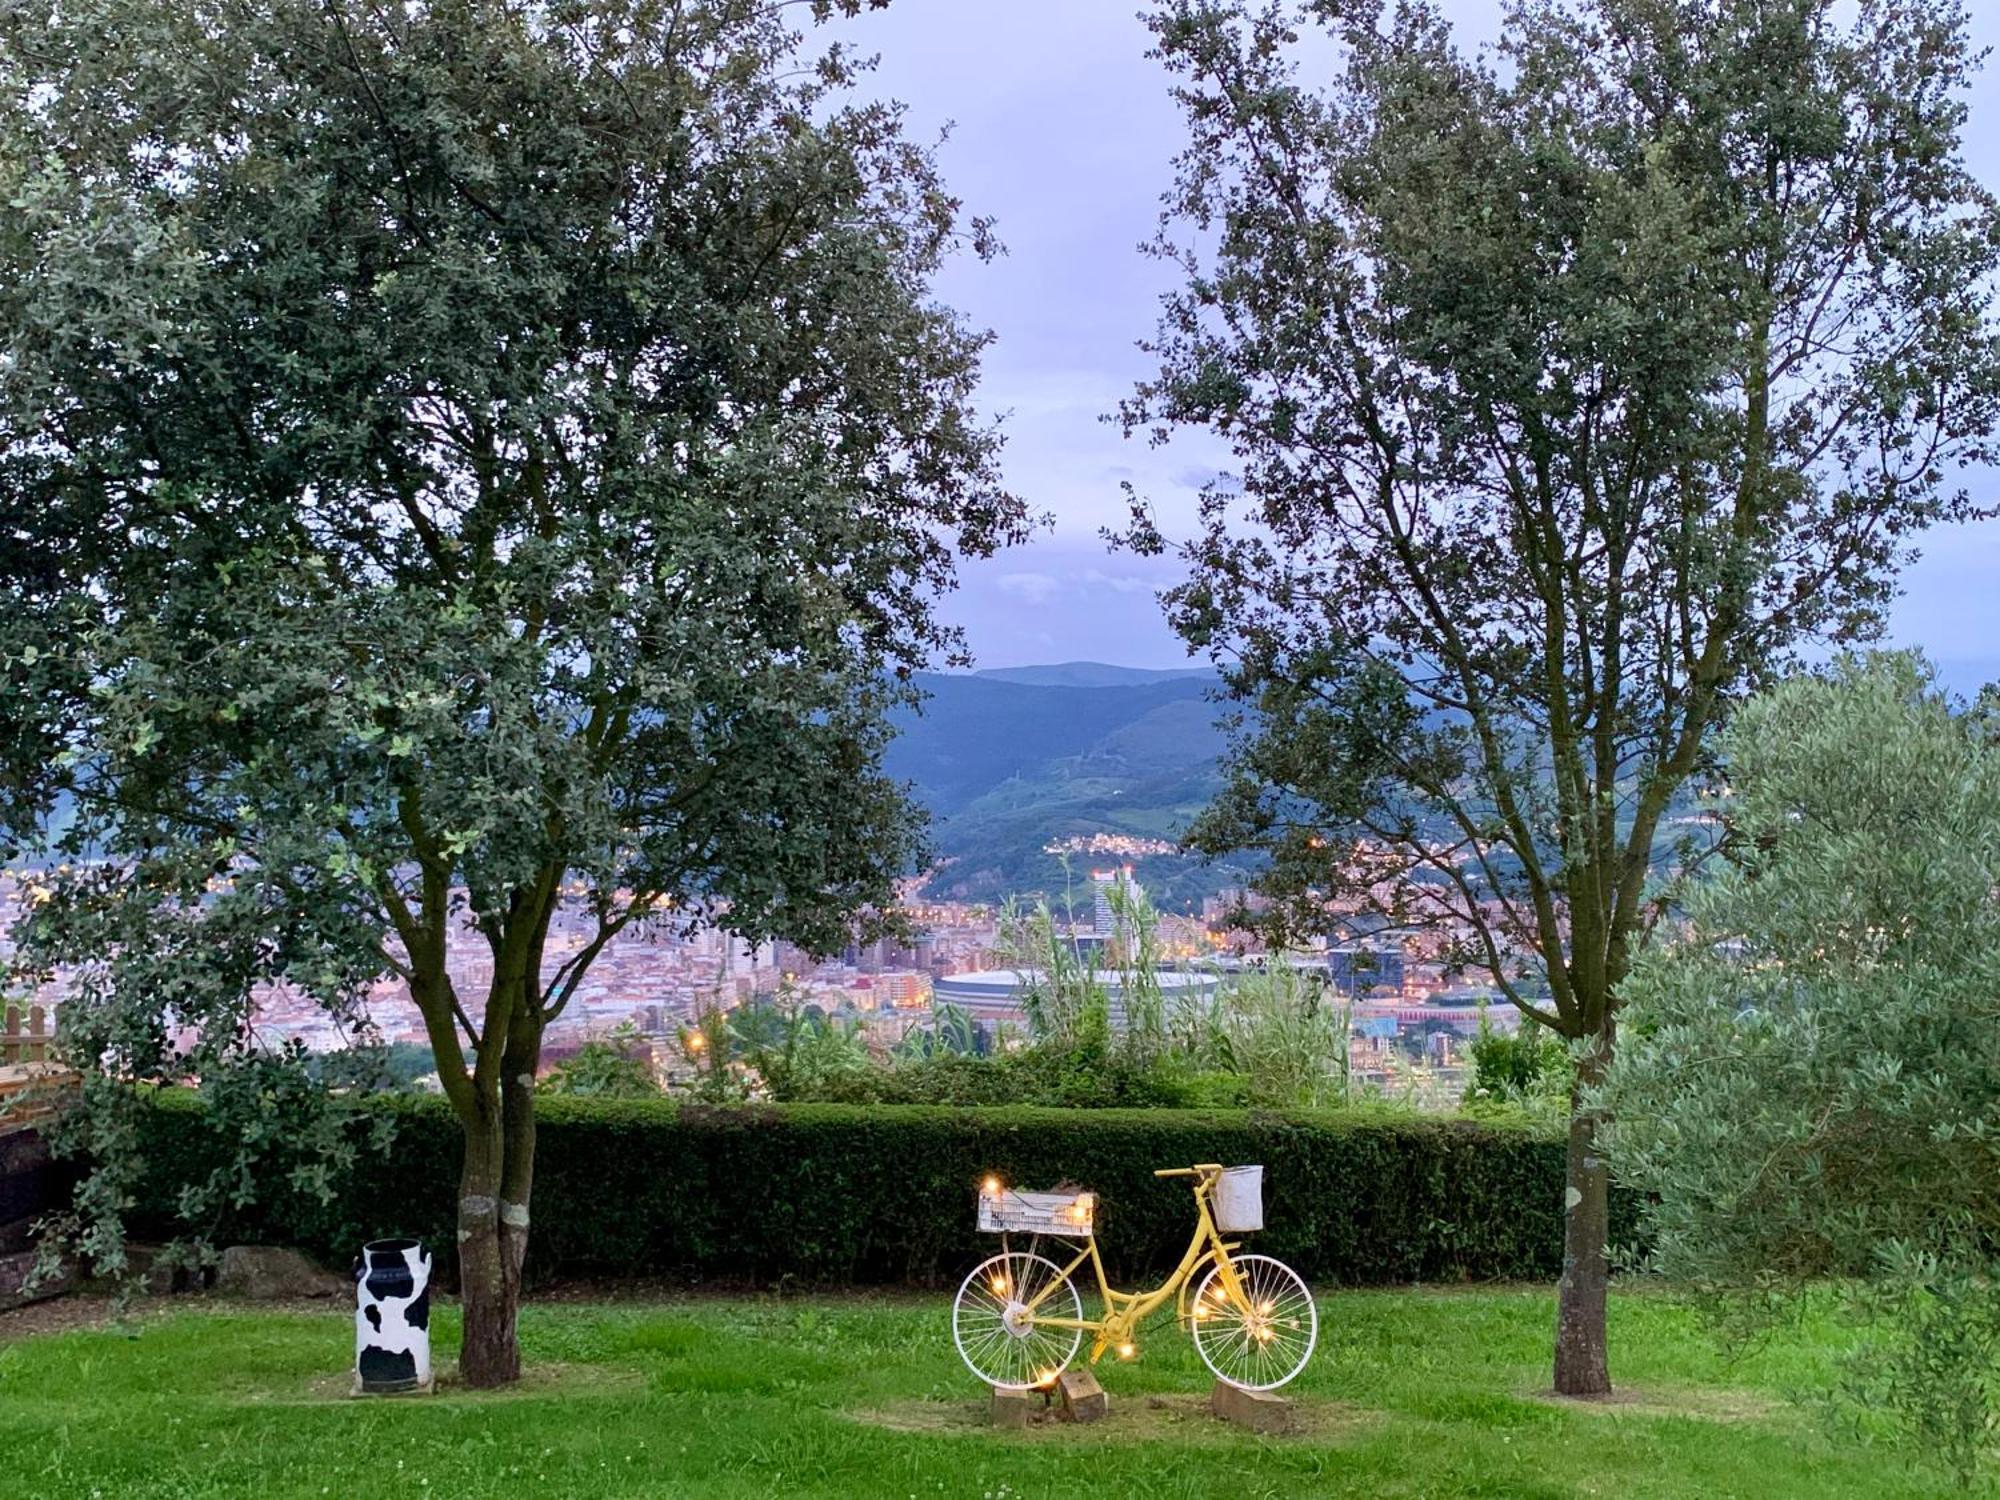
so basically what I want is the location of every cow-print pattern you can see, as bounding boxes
[355,1239,432,1393]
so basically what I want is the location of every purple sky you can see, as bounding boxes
[841,1,2000,681]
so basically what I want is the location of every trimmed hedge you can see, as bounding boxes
[134,1093,1617,1288]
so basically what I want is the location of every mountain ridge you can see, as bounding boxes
[886,667,1237,907]
[969,660,1215,689]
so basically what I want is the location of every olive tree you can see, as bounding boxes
[1604,654,2000,1479]
[0,0,1022,1385]
[1127,0,2000,1394]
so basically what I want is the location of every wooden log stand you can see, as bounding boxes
[1057,1368,1107,1424]
[1208,1378,1297,1435]
[989,1386,1038,1429]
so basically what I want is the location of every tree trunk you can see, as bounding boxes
[1553,1023,1613,1396]
[456,1011,542,1389]
[456,1106,521,1388]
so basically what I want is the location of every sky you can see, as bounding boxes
[827,0,2000,687]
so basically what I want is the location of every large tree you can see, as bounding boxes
[0,0,1022,1385]
[1604,655,2000,1479]
[1126,0,1999,1394]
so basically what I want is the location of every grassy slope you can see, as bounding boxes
[0,1289,1949,1499]
[885,673,1238,905]
[885,674,1219,813]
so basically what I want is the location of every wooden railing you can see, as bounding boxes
[0,1002,77,1129]
[2,1002,53,1066]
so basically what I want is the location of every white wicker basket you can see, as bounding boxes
[1212,1165,1264,1233]
[977,1186,1095,1238]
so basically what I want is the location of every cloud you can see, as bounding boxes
[1171,465,1226,491]
[847,0,2000,665]
[996,571,1062,604]
[1079,568,1155,595]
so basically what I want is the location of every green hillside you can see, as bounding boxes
[883,663,1730,911]
[885,667,1251,908]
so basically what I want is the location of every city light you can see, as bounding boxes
[1,868,1522,1110]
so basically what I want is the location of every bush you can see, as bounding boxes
[540,1024,662,1099]
[1467,1014,1572,1111]
[787,1048,1245,1109]
[129,1091,1620,1290]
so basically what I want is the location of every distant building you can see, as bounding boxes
[773,941,817,977]
[932,965,1217,1030]
[876,970,933,1009]
[1092,866,1143,940]
[1323,943,1405,998]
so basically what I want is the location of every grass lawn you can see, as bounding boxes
[0,1287,1950,1499]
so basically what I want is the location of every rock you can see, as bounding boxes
[1208,1378,1297,1435]
[1057,1368,1107,1424]
[73,1242,190,1298]
[0,1246,72,1311]
[215,1245,345,1300]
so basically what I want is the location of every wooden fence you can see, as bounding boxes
[0,1003,76,1130]
[2,1003,53,1066]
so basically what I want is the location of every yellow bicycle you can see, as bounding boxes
[952,1163,1317,1392]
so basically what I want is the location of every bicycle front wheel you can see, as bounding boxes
[1190,1253,1317,1391]
[952,1251,1084,1390]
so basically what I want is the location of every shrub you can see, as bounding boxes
[539,1024,661,1099]
[1467,1013,1572,1111]
[127,1092,1623,1291]
[789,1047,1231,1109]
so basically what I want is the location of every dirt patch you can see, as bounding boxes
[0,1292,121,1344]
[854,1391,1374,1444]
[276,1361,647,1406]
[1523,1384,1781,1422]
[0,1290,372,1347]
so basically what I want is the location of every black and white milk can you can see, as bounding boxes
[354,1238,433,1394]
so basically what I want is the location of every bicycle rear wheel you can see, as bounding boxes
[952,1251,1084,1390]
[1190,1253,1316,1391]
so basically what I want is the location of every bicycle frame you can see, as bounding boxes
[1008,1165,1252,1367]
